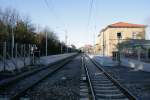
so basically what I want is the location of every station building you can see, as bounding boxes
[95,22,147,56]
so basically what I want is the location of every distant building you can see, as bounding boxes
[80,44,94,54]
[95,22,147,56]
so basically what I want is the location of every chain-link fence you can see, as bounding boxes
[0,42,39,72]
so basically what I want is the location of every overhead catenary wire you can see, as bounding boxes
[86,0,95,45]
[43,0,69,46]
[43,0,67,30]
[87,0,94,29]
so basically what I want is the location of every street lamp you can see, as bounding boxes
[117,32,122,66]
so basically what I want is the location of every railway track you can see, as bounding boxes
[80,55,136,100]
[0,54,78,100]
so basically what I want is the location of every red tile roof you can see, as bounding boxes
[108,22,146,28]
[84,44,92,47]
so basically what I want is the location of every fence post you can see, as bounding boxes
[137,48,141,61]
[15,43,18,58]
[28,44,31,65]
[15,43,18,71]
[146,48,149,61]
[21,44,23,57]
[23,44,26,66]
[28,44,31,57]
[3,42,6,71]
[61,44,63,54]
[30,44,34,65]
[33,45,35,65]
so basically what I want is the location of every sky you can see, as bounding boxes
[0,0,150,48]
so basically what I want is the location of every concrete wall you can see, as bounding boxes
[121,57,150,72]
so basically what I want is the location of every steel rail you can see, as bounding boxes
[86,54,137,100]
[82,56,96,100]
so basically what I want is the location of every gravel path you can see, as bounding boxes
[94,58,150,100]
[24,56,81,100]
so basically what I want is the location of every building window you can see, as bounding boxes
[132,32,137,39]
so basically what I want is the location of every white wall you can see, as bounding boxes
[121,58,150,72]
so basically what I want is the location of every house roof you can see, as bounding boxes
[98,22,146,37]
[84,44,93,47]
[108,22,146,28]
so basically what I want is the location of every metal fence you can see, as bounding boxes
[0,42,38,72]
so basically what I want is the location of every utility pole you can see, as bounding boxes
[93,26,96,54]
[102,30,105,56]
[68,39,71,53]
[45,31,48,56]
[93,32,95,54]
[11,26,14,58]
[65,31,68,53]
[61,43,63,54]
